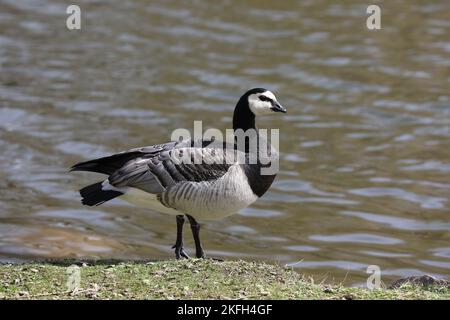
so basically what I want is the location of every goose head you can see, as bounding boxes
[233,88,286,131]
[247,88,286,115]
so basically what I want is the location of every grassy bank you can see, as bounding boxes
[0,259,448,299]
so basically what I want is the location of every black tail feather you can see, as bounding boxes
[70,152,142,175]
[79,182,123,206]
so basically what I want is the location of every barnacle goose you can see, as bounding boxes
[71,88,286,259]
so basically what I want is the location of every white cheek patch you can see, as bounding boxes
[248,93,274,116]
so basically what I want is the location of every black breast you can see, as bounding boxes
[241,163,276,198]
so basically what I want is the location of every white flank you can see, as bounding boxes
[102,180,179,215]
[163,164,258,221]
[121,188,180,216]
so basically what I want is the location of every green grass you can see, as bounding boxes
[0,259,448,299]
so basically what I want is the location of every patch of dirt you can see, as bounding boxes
[389,275,450,289]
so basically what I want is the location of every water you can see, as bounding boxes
[0,0,449,285]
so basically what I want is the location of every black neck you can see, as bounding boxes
[233,97,256,132]
[231,92,277,198]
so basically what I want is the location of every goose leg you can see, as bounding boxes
[186,215,205,258]
[172,215,189,259]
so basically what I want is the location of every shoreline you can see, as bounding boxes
[0,259,448,300]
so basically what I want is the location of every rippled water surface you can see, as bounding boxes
[1,0,449,285]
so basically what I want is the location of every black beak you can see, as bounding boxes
[271,101,287,113]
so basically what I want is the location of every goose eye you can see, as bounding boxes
[259,95,272,102]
